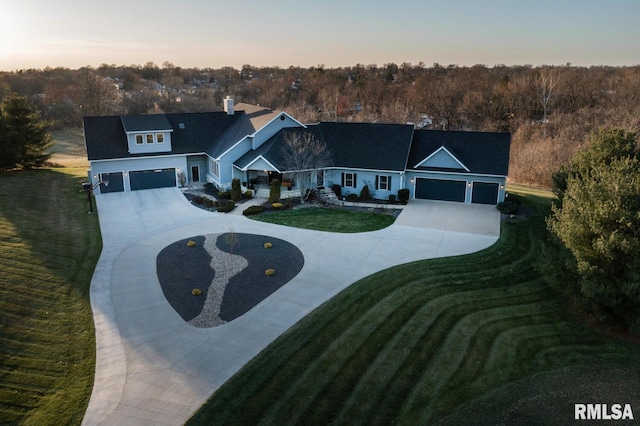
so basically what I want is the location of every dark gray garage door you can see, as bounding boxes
[472,182,499,205]
[129,168,176,191]
[416,178,466,202]
[99,172,124,193]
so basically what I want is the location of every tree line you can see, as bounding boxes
[1,62,639,186]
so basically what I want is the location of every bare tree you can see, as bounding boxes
[536,66,560,137]
[281,130,331,203]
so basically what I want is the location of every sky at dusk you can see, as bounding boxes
[1,0,638,71]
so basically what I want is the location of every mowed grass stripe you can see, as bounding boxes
[188,190,640,426]
[0,169,101,425]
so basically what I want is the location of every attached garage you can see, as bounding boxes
[416,178,466,202]
[471,182,499,205]
[99,172,124,193]
[129,168,176,191]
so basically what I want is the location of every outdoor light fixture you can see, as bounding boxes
[410,178,414,183]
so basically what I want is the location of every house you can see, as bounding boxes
[84,97,510,205]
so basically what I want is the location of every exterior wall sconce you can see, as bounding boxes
[410,178,414,184]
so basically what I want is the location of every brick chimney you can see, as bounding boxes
[223,96,234,115]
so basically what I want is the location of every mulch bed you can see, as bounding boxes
[157,233,304,327]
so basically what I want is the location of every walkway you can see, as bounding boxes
[82,188,499,425]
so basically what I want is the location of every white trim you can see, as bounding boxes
[414,146,470,171]
[217,135,250,161]
[240,155,281,172]
[217,112,306,160]
[89,152,206,163]
[322,166,404,174]
[408,169,507,179]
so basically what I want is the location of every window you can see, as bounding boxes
[146,134,154,144]
[210,159,220,177]
[376,175,391,191]
[157,133,164,144]
[342,172,357,188]
[135,134,143,145]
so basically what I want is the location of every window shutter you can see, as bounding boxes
[341,173,345,187]
[353,174,357,188]
[375,175,379,190]
[388,176,392,190]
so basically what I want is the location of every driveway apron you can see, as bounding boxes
[83,188,499,425]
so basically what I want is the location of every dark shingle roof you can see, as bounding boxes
[408,130,510,176]
[233,127,325,170]
[208,104,283,158]
[84,112,242,161]
[121,115,172,132]
[84,116,128,161]
[317,122,414,171]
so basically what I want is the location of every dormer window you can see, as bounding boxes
[121,115,172,154]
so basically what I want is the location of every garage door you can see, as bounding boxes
[416,178,466,202]
[472,182,499,205]
[129,168,176,191]
[99,172,124,193]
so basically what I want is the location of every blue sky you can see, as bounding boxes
[1,0,638,70]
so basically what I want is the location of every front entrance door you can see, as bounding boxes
[191,165,200,183]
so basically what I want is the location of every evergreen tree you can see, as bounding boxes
[0,95,52,171]
[230,178,242,202]
[269,179,281,203]
[547,129,640,332]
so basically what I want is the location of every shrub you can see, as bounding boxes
[193,195,203,204]
[398,188,410,204]
[388,194,396,203]
[269,179,281,203]
[203,182,215,195]
[265,268,275,276]
[505,193,522,206]
[359,185,372,201]
[191,288,202,296]
[272,202,283,210]
[217,200,235,213]
[218,190,231,199]
[244,190,253,199]
[497,200,520,215]
[346,193,358,202]
[230,178,242,202]
[186,240,197,247]
[203,198,214,208]
[332,184,341,198]
[243,205,264,216]
[264,242,273,249]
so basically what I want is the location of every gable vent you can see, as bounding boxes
[178,123,185,129]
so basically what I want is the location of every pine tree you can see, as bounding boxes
[547,129,640,331]
[0,95,53,171]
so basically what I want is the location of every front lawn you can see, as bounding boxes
[248,206,396,233]
[188,188,640,425]
[0,168,101,425]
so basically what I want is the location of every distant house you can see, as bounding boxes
[84,97,510,205]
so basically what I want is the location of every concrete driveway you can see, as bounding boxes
[83,188,500,425]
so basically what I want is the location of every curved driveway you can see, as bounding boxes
[82,188,499,425]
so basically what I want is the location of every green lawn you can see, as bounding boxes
[189,189,640,425]
[249,206,396,232]
[0,168,102,425]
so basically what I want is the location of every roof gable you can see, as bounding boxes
[415,146,469,171]
[407,130,511,176]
